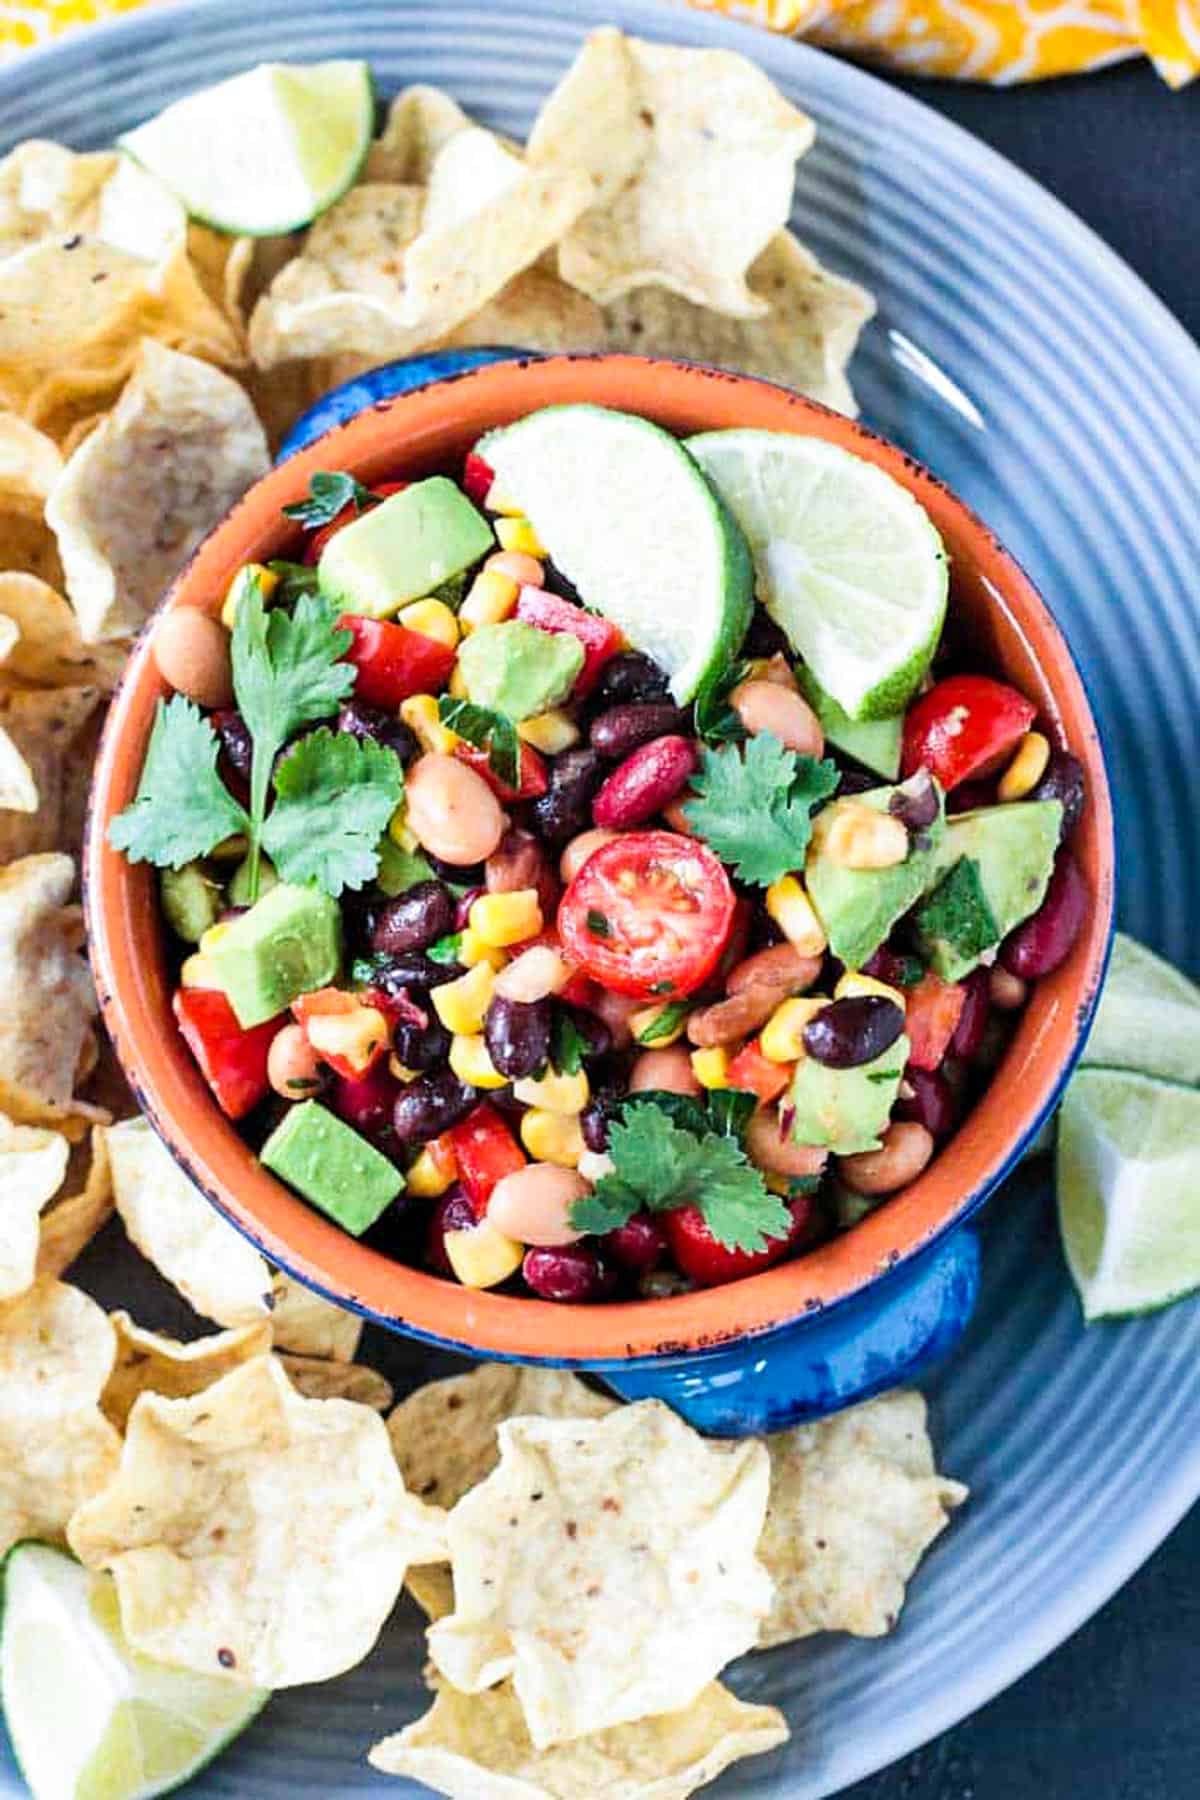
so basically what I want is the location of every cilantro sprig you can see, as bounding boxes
[108,695,249,869]
[438,696,520,790]
[282,471,375,529]
[684,733,839,887]
[261,729,403,898]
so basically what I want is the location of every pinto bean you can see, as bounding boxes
[838,1121,935,1195]
[629,1045,701,1096]
[730,679,824,757]
[686,986,779,1048]
[745,1108,829,1178]
[726,943,822,1000]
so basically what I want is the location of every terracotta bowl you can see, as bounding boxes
[85,355,1114,1405]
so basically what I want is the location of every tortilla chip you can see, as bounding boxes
[757,1390,968,1647]
[36,1127,115,1279]
[429,1401,773,1748]
[0,410,62,502]
[0,574,129,689]
[604,231,874,417]
[0,140,116,258]
[0,1112,69,1302]
[101,1311,273,1431]
[0,684,102,861]
[437,261,605,356]
[267,1270,363,1360]
[0,1278,121,1555]
[0,854,97,1118]
[69,1354,449,1687]
[106,1117,276,1328]
[528,29,813,316]
[46,340,269,642]
[370,1676,788,1798]
[276,1352,392,1412]
[365,86,474,183]
[388,1363,617,1510]
[0,725,35,810]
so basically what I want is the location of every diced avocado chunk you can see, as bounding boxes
[796,665,903,781]
[913,800,1062,980]
[789,1036,911,1156]
[805,774,946,970]
[159,863,222,943]
[318,476,493,618]
[206,882,341,1027]
[457,620,584,721]
[261,1100,402,1234]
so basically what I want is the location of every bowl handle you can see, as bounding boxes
[277,348,534,461]
[595,1227,981,1437]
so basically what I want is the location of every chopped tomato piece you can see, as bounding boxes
[173,988,278,1120]
[514,589,621,697]
[462,452,494,507]
[902,675,1036,791]
[447,1104,526,1216]
[291,987,390,1081]
[662,1191,823,1288]
[725,1037,792,1107]
[903,972,967,1072]
[454,739,548,801]
[338,613,456,710]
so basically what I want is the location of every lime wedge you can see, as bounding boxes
[478,406,754,703]
[0,1544,268,1800]
[687,430,948,721]
[1057,1068,1200,1320]
[119,61,374,235]
[1080,932,1200,1087]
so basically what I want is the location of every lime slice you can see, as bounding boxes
[687,430,948,721]
[118,61,374,235]
[1080,932,1200,1087]
[478,406,754,703]
[0,1543,268,1799]
[1057,1067,1200,1320]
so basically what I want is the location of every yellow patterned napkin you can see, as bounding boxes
[0,0,1195,85]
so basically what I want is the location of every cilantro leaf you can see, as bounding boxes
[262,728,404,897]
[707,1087,757,1140]
[684,734,840,887]
[427,932,464,965]
[549,1010,591,1077]
[282,471,374,529]
[635,1000,691,1045]
[917,856,999,961]
[109,695,248,868]
[437,696,520,790]
[569,1178,646,1238]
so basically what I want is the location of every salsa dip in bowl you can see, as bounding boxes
[85,354,1114,1433]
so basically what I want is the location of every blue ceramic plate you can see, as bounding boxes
[4,2,1199,1795]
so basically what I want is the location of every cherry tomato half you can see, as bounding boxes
[662,1191,824,1288]
[902,675,1036,791]
[557,830,736,1000]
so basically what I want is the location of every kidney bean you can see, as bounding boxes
[603,1212,668,1272]
[371,950,464,999]
[726,943,822,1000]
[523,1244,616,1302]
[391,1005,451,1073]
[336,699,418,764]
[592,736,697,830]
[839,1122,935,1196]
[1001,849,1087,978]
[1027,750,1086,839]
[425,1188,476,1276]
[888,769,939,832]
[392,1069,477,1145]
[895,1066,959,1138]
[330,1060,401,1152]
[590,702,688,760]
[528,748,604,845]
[948,968,991,1058]
[687,985,778,1048]
[803,996,906,1068]
[591,650,669,707]
[580,1099,610,1153]
[371,880,455,957]
[484,994,552,1080]
[485,827,559,919]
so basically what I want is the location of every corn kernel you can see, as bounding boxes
[448,663,469,699]
[398,597,460,649]
[400,693,459,755]
[460,569,519,633]
[513,1066,590,1116]
[822,801,908,871]
[432,960,496,1035]
[306,1003,389,1074]
[520,1108,586,1168]
[444,1216,524,1288]
[761,996,829,1064]
[180,952,218,988]
[998,730,1051,802]
[387,803,419,851]
[691,1046,731,1089]
[458,927,508,972]
[835,970,907,1009]
[405,1145,455,1197]
[495,515,546,557]
[630,1002,687,1047]
[469,889,543,948]
[765,876,828,957]
[449,1033,508,1089]
[221,561,278,630]
[518,709,580,754]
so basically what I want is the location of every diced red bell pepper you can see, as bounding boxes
[173,987,278,1120]
[725,1038,792,1107]
[338,613,456,710]
[514,589,621,697]
[662,1191,823,1288]
[454,739,548,801]
[463,453,494,507]
[903,972,967,1072]
[447,1104,526,1216]
[304,480,408,563]
[902,675,1036,791]
[291,987,391,1082]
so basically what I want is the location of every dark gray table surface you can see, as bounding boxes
[844,57,1200,1800]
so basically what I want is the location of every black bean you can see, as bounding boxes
[336,700,418,764]
[371,950,464,999]
[589,702,688,760]
[212,709,253,782]
[528,748,604,845]
[392,1070,477,1146]
[391,1008,451,1073]
[425,1188,477,1275]
[1027,750,1086,839]
[889,770,939,831]
[592,651,669,708]
[580,1100,610,1153]
[484,995,552,1080]
[371,880,455,956]
[803,996,906,1068]
[425,852,486,887]
[834,766,878,799]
